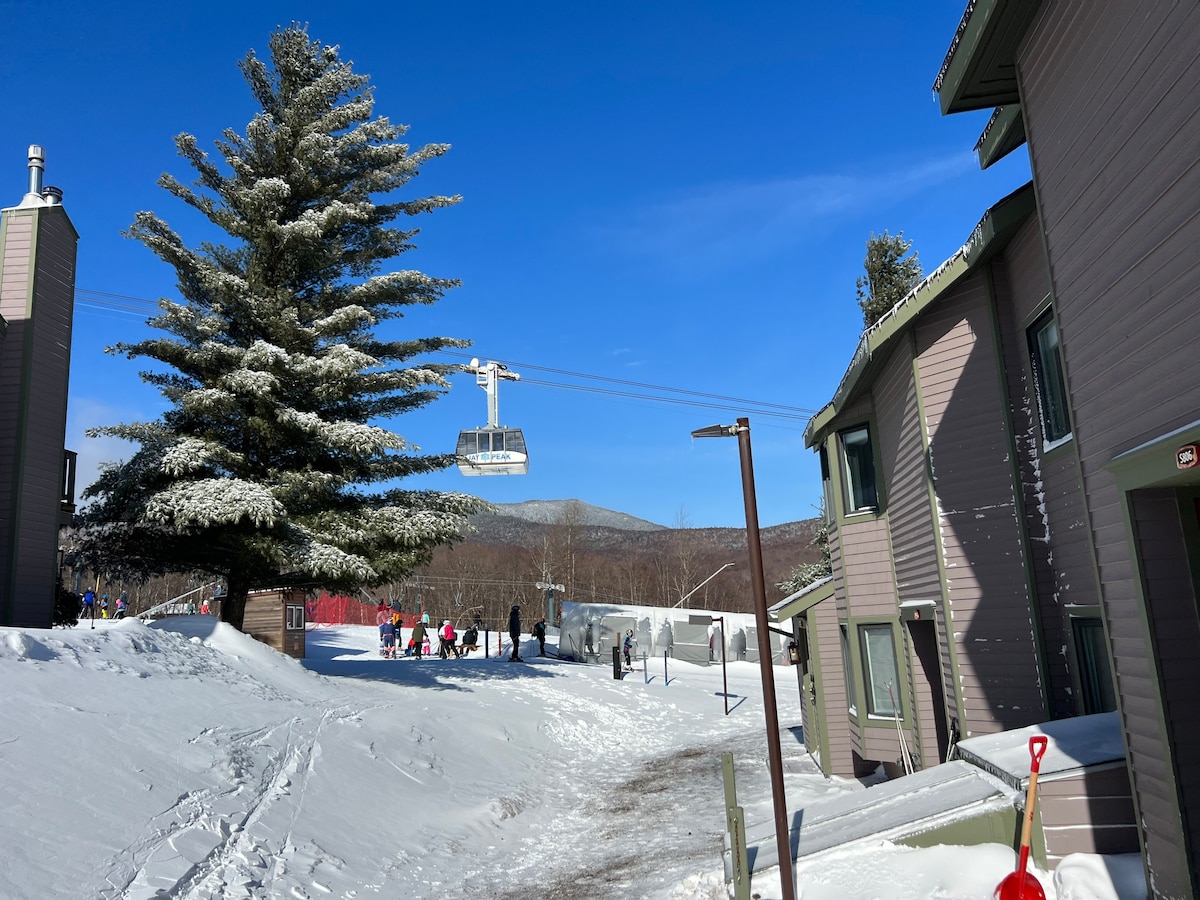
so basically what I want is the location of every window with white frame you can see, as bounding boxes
[859,623,900,717]
[840,424,878,512]
[1028,309,1072,445]
[286,604,305,631]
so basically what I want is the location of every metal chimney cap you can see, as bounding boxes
[42,185,63,205]
[27,145,45,165]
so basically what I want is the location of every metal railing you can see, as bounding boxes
[137,582,222,621]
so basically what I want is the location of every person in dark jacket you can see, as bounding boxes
[460,626,479,657]
[508,605,522,661]
[533,618,547,656]
[411,620,426,659]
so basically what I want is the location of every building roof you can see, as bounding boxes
[932,0,1043,115]
[804,182,1035,448]
[769,576,834,621]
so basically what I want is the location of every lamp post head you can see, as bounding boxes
[691,423,737,439]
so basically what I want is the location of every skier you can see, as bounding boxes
[115,594,127,619]
[100,594,110,619]
[379,617,396,658]
[533,617,547,657]
[623,630,634,669]
[410,619,426,659]
[460,625,479,657]
[508,604,522,661]
[81,588,95,622]
[440,620,458,658]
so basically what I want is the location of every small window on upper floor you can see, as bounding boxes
[839,424,878,512]
[819,444,834,522]
[1028,309,1072,446]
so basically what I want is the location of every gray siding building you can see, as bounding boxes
[780,2,1200,896]
[0,147,78,627]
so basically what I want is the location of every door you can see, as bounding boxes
[797,615,823,769]
[907,617,950,766]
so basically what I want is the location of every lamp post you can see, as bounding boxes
[712,614,730,715]
[692,417,795,900]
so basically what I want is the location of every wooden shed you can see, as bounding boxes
[244,588,307,659]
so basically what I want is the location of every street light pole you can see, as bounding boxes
[692,417,796,900]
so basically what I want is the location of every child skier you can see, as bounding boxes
[379,618,396,658]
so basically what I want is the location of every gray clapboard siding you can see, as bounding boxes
[0,206,77,627]
[915,278,1045,735]
[1020,0,1200,891]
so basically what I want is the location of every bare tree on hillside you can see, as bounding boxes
[544,500,589,600]
[667,506,703,606]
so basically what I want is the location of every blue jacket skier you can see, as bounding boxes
[379,619,396,658]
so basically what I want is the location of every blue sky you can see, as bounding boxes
[2,0,1030,528]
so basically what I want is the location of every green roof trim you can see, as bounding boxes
[975,104,1026,169]
[804,182,1035,449]
[770,577,834,621]
[933,0,1042,116]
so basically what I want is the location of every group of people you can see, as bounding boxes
[377,607,481,660]
[374,603,552,662]
[79,589,127,621]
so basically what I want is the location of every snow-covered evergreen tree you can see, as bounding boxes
[855,231,922,329]
[75,26,486,630]
[777,503,832,596]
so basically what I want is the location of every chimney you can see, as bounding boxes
[19,145,50,207]
[42,186,63,205]
[27,145,44,194]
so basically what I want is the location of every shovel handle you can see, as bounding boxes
[1029,736,1048,773]
[1016,736,1050,857]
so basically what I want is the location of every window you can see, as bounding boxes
[840,624,857,715]
[1029,309,1072,444]
[840,425,878,512]
[1072,617,1116,714]
[819,444,834,522]
[286,604,305,631]
[859,624,901,717]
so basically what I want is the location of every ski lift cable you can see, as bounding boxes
[517,377,812,422]
[436,349,818,415]
[72,288,819,420]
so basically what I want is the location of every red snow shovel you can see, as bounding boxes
[996,735,1049,900]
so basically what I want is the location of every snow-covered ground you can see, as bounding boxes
[0,616,1147,898]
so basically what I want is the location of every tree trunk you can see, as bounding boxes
[221,574,251,632]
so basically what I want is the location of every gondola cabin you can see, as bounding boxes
[456,427,529,476]
[456,359,529,475]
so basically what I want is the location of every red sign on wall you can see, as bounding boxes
[1178,445,1199,470]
